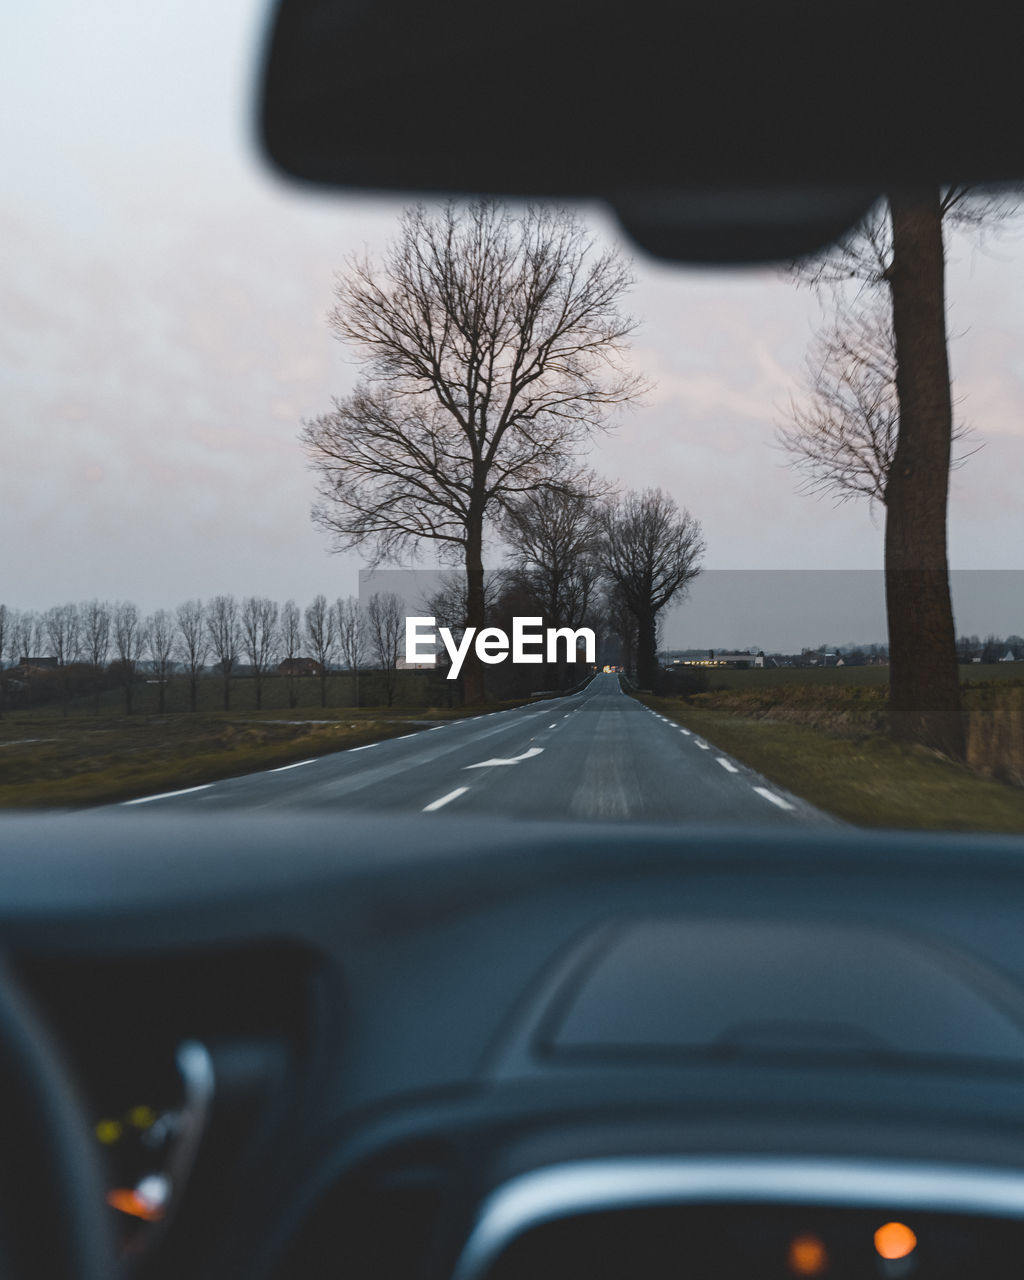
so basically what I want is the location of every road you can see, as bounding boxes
[119,674,826,824]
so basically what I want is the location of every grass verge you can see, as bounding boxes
[633,692,1024,833]
[0,701,528,809]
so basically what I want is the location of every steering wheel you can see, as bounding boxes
[0,956,116,1280]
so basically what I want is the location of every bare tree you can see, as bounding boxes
[81,600,112,714]
[174,600,209,713]
[279,599,303,709]
[4,611,25,709]
[6,611,33,706]
[366,592,404,708]
[0,604,8,718]
[44,602,81,716]
[301,202,646,704]
[304,594,336,709]
[112,601,143,715]
[241,596,279,711]
[598,489,706,691]
[778,295,976,507]
[206,595,240,712]
[603,583,638,676]
[145,609,175,714]
[335,595,367,708]
[29,612,46,660]
[501,481,604,689]
[793,189,1016,757]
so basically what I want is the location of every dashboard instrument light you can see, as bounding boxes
[787,1232,829,1275]
[874,1221,917,1260]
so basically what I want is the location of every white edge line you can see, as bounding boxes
[716,757,739,774]
[423,786,470,812]
[270,758,317,772]
[348,742,378,752]
[753,785,795,811]
[123,784,212,806]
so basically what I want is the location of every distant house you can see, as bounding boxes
[1000,649,1017,663]
[676,651,765,670]
[18,656,59,672]
[278,657,323,677]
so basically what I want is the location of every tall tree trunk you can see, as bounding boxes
[884,190,964,759]
[463,515,486,706]
[635,610,658,690]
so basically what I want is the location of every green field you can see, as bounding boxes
[635,665,1024,832]
[0,697,529,809]
[2,670,454,720]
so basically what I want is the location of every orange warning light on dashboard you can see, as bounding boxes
[874,1221,917,1260]
[105,1188,165,1223]
[787,1232,829,1275]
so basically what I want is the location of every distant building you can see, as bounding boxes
[674,650,764,670]
[277,657,323,677]
[17,656,58,672]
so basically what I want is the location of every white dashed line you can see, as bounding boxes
[270,759,317,772]
[753,786,795,811]
[716,757,738,774]
[123,785,212,806]
[348,742,378,752]
[695,739,710,750]
[548,723,557,729]
[423,786,469,812]
[395,733,418,740]
[679,728,691,735]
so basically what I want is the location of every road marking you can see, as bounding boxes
[716,757,738,774]
[270,758,317,772]
[465,747,545,769]
[680,728,691,735]
[395,733,417,740]
[548,723,557,729]
[423,786,469,812]
[430,724,445,730]
[348,742,378,752]
[123,785,212,806]
[694,739,710,750]
[753,786,795,811]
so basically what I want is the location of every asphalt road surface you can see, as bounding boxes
[119,674,827,824]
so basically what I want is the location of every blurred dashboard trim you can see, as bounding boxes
[452,1156,1024,1280]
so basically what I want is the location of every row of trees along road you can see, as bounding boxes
[780,189,1017,760]
[302,203,651,706]
[0,594,403,717]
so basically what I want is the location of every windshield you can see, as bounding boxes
[2,0,1023,832]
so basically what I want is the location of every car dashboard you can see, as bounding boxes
[4,813,1024,1278]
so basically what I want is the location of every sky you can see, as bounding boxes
[2,0,1023,650]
